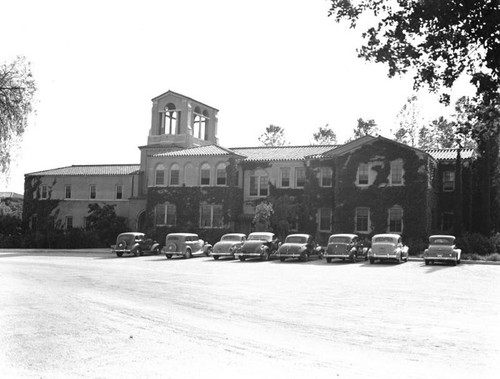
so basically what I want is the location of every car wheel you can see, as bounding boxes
[397,255,402,264]
[166,254,172,259]
[364,255,368,261]
[351,254,357,263]
[369,257,375,264]
[185,249,192,259]
[205,247,212,257]
[280,257,286,262]
[116,252,123,257]
[326,257,332,263]
[153,247,160,255]
[457,259,461,265]
[424,260,429,265]
[133,248,141,257]
[452,259,457,266]
[239,256,246,262]
[213,255,219,260]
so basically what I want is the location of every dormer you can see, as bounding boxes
[148,90,219,148]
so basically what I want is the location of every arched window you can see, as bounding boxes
[200,163,210,186]
[216,163,227,186]
[164,103,179,135]
[170,163,180,186]
[202,110,209,140]
[155,164,165,186]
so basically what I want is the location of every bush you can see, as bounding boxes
[456,233,496,256]
[406,237,428,256]
[486,253,500,262]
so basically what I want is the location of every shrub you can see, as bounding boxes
[456,233,495,256]
[486,253,500,262]
[406,237,428,256]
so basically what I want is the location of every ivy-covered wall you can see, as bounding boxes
[333,140,436,242]
[145,186,243,245]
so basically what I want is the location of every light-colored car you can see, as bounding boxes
[235,232,281,261]
[211,233,247,260]
[423,235,461,266]
[368,233,409,264]
[111,232,160,257]
[324,234,369,263]
[277,234,323,262]
[163,233,212,259]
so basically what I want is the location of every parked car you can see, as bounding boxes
[211,233,247,260]
[423,235,461,266]
[163,233,212,259]
[368,234,409,264]
[324,234,369,263]
[112,232,160,257]
[235,232,281,261]
[277,234,323,262]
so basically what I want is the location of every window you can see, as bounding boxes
[30,215,38,231]
[164,103,179,135]
[65,216,73,230]
[250,175,269,196]
[155,203,177,226]
[41,185,48,199]
[319,208,332,232]
[442,212,454,231]
[89,185,96,199]
[280,167,290,188]
[355,207,370,233]
[200,163,211,186]
[155,165,165,186]
[216,163,227,186]
[65,185,72,199]
[388,206,403,233]
[116,185,123,199]
[193,107,209,139]
[200,204,223,228]
[390,160,403,185]
[443,170,455,191]
[170,164,180,186]
[320,167,332,187]
[295,167,306,188]
[358,163,369,185]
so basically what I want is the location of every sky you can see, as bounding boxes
[0,0,475,194]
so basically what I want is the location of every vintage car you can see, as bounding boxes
[111,232,160,257]
[368,233,409,264]
[163,233,212,259]
[324,234,369,263]
[211,233,247,260]
[423,235,461,266]
[277,234,323,262]
[235,232,281,261]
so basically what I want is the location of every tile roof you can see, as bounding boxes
[26,164,140,177]
[425,148,475,161]
[0,192,23,199]
[230,145,336,162]
[154,145,244,158]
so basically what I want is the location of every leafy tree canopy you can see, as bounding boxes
[86,203,128,245]
[0,56,36,175]
[311,124,338,144]
[392,95,423,147]
[353,118,380,138]
[328,0,500,103]
[258,124,288,147]
[253,201,274,232]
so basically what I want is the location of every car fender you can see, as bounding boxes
[151,242,160,251]
[202,243,213,252]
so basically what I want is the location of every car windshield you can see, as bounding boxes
[221,235,243,241]
[248,234,272,242]
[285,236,308,244]
[329,236,351,244]
[430,237,454,245]
[373,237,396,243]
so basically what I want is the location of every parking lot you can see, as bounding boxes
[0,249,499,378]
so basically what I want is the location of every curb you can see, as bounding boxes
[408,257,500,265]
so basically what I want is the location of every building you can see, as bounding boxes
[24,91,476,245]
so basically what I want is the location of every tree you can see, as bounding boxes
[311,124,337,145]
[253,201,273,232]
[86,203,128,246]
[258,124,288,147]
[392,95,423,147]
[353,118,380,138]
[327,0,500,103]
[0,56,36,175]
[418,116,457,149]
